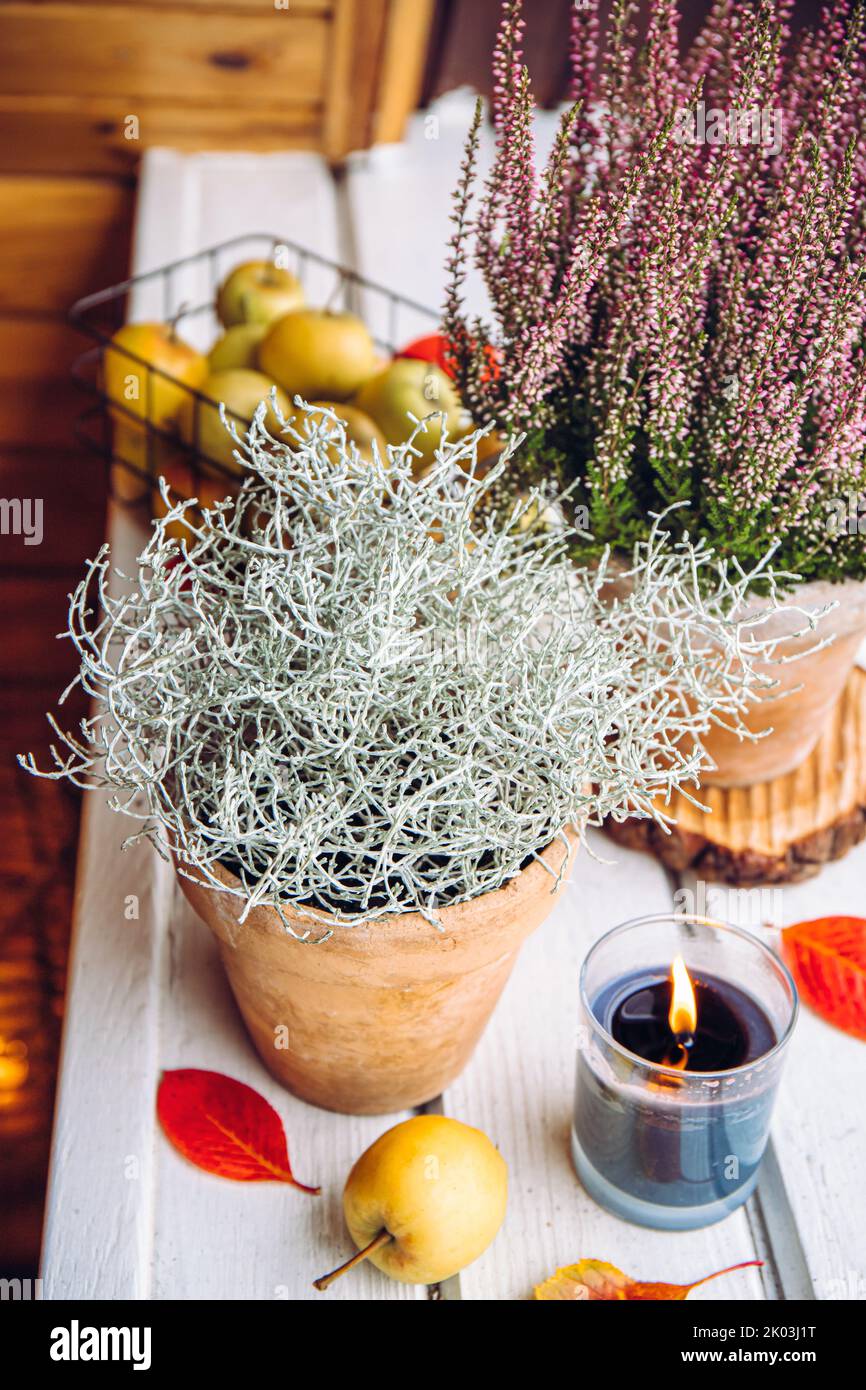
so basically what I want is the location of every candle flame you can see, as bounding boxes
[669,955,697,1037]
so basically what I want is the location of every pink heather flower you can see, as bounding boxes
[443,0,866,579]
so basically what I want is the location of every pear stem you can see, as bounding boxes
[313,1230,392,1291]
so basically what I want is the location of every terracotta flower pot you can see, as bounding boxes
[176,838,572,1115]
[699,579,866,787]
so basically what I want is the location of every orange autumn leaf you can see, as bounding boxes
[781,916,866,1040]
[534,1259,762,1301]
[157,1068,319,1193]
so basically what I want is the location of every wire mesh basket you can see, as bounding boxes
[68,232,439,511]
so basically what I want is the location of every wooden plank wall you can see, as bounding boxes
[0,1,434,175]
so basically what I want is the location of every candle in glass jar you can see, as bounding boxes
[572,916,797,1231]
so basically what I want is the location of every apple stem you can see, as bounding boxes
[264,244,282,285]
[168,303,189,342]
[313,1230,392,1292]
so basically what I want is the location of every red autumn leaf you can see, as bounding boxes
[157,1068,319,1193]
[781,916,866,1040]
[534,1259,762,1301]
[395,332,501,382]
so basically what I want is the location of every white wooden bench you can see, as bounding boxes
[41,102,866,1302]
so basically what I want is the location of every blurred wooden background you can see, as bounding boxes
[0,0,833,1279]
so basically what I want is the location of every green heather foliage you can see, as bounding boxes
[21,404,813,935]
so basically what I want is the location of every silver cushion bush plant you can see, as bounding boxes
[21,402,815,936]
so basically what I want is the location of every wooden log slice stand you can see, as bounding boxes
[605,668,866,885]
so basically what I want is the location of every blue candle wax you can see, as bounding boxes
[572,968,778,1231]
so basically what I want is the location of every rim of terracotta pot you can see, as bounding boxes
[725,575,866,643]
[175,831,575,958]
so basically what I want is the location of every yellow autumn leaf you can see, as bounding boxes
[534,1258,762,1301]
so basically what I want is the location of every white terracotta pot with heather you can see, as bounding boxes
[22,407,787,1113]
[443,0,866,788]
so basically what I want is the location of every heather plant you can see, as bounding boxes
[444,0,866,583]
[20,402,809,936]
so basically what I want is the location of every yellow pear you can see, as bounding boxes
[288,400,387,463]
[354,359,465,473]
[216,260,305,327]
[179,368,290,475]
[314,1116,507,1289]
[207,322,269,373]
[258,309,377,402]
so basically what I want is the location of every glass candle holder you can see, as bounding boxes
[572,914,798,1231]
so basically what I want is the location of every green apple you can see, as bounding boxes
[207,322,269,373]
[179,368,290,475]
[314,1115,507,1289]
[258,309,378,402]
[216,260,305,328]
[354,359,465,473]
